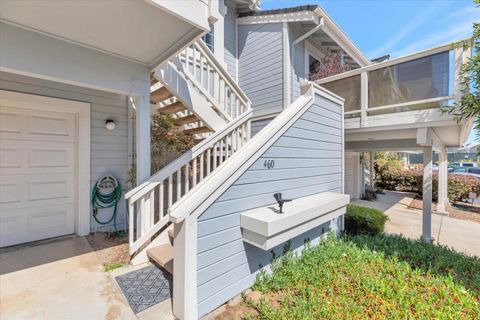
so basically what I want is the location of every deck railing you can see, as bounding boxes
[315,43,470,126]
[125,110,252,255]
[178,40,251,121]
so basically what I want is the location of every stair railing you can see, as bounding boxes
[125,110,252,255]
[178,40,251,120]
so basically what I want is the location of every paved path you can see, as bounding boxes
[0,237,173,320]
[353,191,480,257]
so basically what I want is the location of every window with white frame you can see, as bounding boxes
[202,23,215,53]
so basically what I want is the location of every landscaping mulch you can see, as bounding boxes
[408,196,480,224]
[85,232,129,268]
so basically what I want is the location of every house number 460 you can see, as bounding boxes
[264,160,275,169]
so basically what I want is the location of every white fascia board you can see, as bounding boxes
[0,22,150,96]
[312,7,370,67]
[417,127,445,151]
[147,0,210,32]
[237,10,320,25]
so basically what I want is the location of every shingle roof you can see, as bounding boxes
[238,5,320,18]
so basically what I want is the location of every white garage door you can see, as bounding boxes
[0,104,77,247]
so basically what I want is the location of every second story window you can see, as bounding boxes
[202,23,215,53]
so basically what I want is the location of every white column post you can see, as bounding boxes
[173,216,197,320]
[422,146,433,242]
[437,148,448,214]
[360,72,368,127]
[134,94,151,184]
[369,151,375,189]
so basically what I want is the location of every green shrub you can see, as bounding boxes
[344,204,388,235]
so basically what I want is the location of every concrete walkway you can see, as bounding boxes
[353,191,480,257]
[0,237,173,320]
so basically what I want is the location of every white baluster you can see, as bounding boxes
[199,153,204,182]
[176,169,181,200]
[192,158,197,187]
[219,140,224,165]
[206,148,211,175]
[159,183,164,218]
[212,143,217,170]
[185,163,190,192]
[168,175,173,207]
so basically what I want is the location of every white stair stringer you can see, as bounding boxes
[153,59,228,132]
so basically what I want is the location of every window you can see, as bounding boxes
[202,23,215,53]
[463,163,474,167]
[309,55,321,75]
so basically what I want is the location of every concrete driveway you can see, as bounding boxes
[0,236,174,320]
[353,191,480,257]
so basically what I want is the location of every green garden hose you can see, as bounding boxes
[91,175,123,233]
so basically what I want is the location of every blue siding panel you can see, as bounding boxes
[224,0,237,79]
[238,23,284,118]
[196,92,344,316]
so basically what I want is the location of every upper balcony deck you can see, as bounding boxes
[315,43,471,132]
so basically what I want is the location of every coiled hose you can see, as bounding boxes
[91,175,123,233]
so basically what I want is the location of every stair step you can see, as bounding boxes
[159,101,186,114]
[147,244,173,275]
[176,114,199,125]
[183,125,211,135]
[151,87,173,104]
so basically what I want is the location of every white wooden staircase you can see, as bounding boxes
[125,40,252,268]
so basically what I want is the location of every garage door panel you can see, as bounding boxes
[0,145,23,168]
[0,140,74,175]
[0,204,75,247]
[0,182,22,205]
[0,110,21,133]
[0,173,74,210]
[0,106,75,142]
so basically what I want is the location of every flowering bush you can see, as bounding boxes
[377,166,480,202]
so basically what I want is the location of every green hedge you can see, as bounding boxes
[344,204,388,236]
[376,166,480,202]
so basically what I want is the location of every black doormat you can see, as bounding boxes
[115,265,172,314]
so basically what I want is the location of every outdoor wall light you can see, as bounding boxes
[105,119,116,131]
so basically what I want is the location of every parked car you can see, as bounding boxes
[449,162,477,168]
[450,167,480,179]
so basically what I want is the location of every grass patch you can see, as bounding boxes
[103,262,124,272]
[249,235,480,319]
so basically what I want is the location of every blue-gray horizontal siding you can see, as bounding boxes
[251,118,273,136]
[238,23,283,118]
[196,93,343,316]
[0,71,129,232]
[224,0,237,79]
[290,24,306,102]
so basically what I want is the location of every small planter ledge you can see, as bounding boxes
[240,192,350,250]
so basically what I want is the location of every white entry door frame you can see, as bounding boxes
[0,90,91,238]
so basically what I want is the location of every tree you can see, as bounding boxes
[443,0,480,134]
[308,51,351,81]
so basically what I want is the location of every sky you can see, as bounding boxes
[261,0,478,143]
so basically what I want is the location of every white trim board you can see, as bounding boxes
[0,90,91,237]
